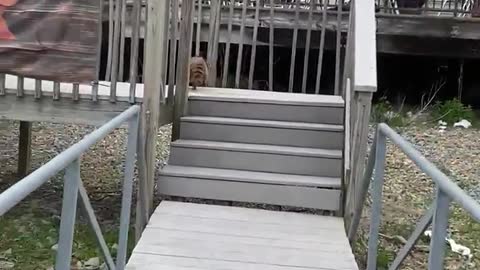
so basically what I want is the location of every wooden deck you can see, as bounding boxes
[126,201,359,270]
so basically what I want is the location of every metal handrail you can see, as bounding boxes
[0,105,140,270]
[349,123,480,270]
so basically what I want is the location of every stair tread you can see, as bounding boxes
[181,116,344,131]
[189,87,344,107]
[160,165,341,188]
[171,140,342,158]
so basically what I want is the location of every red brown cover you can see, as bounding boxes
[0,0,100,83]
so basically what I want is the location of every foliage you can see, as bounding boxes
[372,97,407,127]
[432,98,474,125]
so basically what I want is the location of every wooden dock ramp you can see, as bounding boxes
[126,201,358,270]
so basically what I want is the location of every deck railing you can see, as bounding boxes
[0,105,140,270]
[348,123,480,269]
[341,0,378,227]
[376,0,480,17]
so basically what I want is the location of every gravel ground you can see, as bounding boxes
[356,124,480,270]
[1,120,479,269]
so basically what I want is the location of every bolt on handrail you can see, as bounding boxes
[0,105,140,270]
[348,123,480,270]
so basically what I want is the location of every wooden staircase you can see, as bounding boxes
[159,88,345,211]
[126,88,358,270]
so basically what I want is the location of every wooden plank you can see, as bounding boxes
[72,84,80,101]
[376,14,480,40]
[167,0,179,104]
[0,95,132,125]
[118,0,127,80]
[126,253,357,270]
[158,176,341,210]
[135,0,169,242]
[354,1,377,92]
[17,121,32,178]
[34,80,42,99]
[0,74,5,95]
[125,202,359,270]
[53,82,60,100]
[156,201,341,225]
[195,0,203,56]
[172,0,194,140]
[92,0,104,102]
[334,0,343,95]
[128,0,142,104]
[301,0,315,94]
[106,0,115,80]
[248,0,260,89]
[221,0,235,88]
[206,0,221,86]
[110,0,124,101]
[288,0,301,93]
[139,227,350,249]
[268,0,274,91]
[234,0,248,88]
[315,0,328,94]
[17,76,24,97]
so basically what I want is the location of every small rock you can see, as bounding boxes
[84,257,100,269]
[51,244,58,251]
[0,261,15,269]
[453,119,472,129]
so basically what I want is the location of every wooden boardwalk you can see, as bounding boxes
[126,201,359,270]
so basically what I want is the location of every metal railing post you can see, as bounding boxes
[55,159,81,270]
[116,113,140,269]
[366,130,387,270]
[428,188,451,270]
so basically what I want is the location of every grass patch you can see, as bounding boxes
[0,201,135,270]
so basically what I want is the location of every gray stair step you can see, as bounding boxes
[158,165,342,210]
[180,116,344,149]
[188,88,344,124]
[169,140,342,177]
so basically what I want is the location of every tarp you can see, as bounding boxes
[0,0,100,83]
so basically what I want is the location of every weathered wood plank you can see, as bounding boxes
[17,121,32,178]
[268,0,274,91]
[167,0,179,104]
[135,0,169,242]
[248,0,261,89]
[172,0,194,140]
[315,0,328,94]
[235,0,248,89]
[221,1,235,88]
[301,0,315,94]
[126,202,359,270]
[206,0,221,86]
[288,0,301,93]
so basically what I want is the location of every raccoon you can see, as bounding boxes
[189,56,208,90]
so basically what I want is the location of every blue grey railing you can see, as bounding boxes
[0,105,140,270]
[348,123,480,270]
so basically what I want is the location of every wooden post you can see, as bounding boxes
[135,0,169,242]
[17,121,32,178]
[172,0,194,141]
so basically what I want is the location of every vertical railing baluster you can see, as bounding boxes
[248,0,260,89]
[268,0,274,91]
[221,0,234,88]
[73,83,80,101]
[428,189,451,270]
[196,0,203,56]
[53,82,60,100]
[55,159,81,270]
[315,0,327,94]
[35,79,42,99]
[235,0,248,88]
[288,0,300,93]
[17,76,24,97]
[0,74,5,95]
[366,130,387,270]
[301,0,315,93]
[116,114,139,270]
[334,0,343,95]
